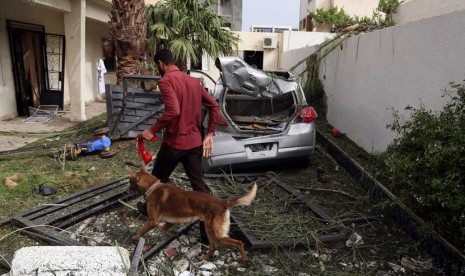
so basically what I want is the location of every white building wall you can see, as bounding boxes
[319,9,465,152]
[0,0,110,119]
[85,18,110,103]
[0,0,65,119]
[332,0,379,18]
[280,31,336,74]
[300,0,308,21]
[301,0,379,20]
[394,0,465,25]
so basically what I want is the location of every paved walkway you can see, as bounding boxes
[0,101,107,152]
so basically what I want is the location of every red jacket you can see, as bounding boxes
[150,66,225,150]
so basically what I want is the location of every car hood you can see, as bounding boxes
[216,57,300,98]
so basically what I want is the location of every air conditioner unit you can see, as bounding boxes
[263,36,277,49]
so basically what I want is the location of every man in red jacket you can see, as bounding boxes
[139,49,225,243]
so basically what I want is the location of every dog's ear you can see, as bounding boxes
[139,162,148,173]
[125,166,136,178]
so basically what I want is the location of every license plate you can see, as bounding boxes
[245,143,277,159]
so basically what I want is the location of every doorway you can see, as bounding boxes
[7,20,65,116]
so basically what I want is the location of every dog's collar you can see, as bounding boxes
[144,180,161,198]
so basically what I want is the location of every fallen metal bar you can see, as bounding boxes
[340,215,384,225]
[0,258,11,271]
[21,176,129,220]
[142,222,196,261]
[203,174,348,251]
[272,177,334,223]
[53,192,139,229]
[316,130,465,274]
[32,182,131,225]
[0,143,59,156]
[128,237,145,276]
[11,216,82,246]
[0,217,11,228]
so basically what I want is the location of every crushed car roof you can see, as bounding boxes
[215,57,300,98]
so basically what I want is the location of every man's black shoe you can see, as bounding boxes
[136,201,147,216]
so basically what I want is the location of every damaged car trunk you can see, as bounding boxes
[203,57,317,172]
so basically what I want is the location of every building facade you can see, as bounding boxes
[299,0,380,31]
[0,0,112,121]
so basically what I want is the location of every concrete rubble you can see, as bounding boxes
[4,246,130,276]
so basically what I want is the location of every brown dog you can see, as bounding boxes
[126,164,257,264]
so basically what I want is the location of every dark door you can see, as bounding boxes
[7,20,65,116]
[7,20,46,116]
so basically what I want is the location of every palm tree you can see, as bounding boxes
[109,0,147,84]
[146,0,239,70]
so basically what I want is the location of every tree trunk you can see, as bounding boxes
[109,0,147,84]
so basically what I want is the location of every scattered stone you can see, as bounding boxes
[164,247,178,258]
[185,247,201,260]
[178,271,191,276]
[400,257,432,272]
[88,166,96,172]
[319,254,329,262]
[229,261,239,267]
[4,177,18,189]
[168,240,181,250]
[263,265,278,273]
[200,271,212,276]
[174,259,190,273]
[237,267,246,272]
[345,232,364,247]
[214,260,224,266]
[370,246,382,254]
[200,262,217,271]
[8,172,21,182]
[388,262,405,273]
[376,270,391,276]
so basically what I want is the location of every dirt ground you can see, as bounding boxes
[0,101,107,152]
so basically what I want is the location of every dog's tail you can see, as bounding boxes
[227,183,257,208]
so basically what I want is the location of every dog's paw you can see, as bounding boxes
[198,254,210,261]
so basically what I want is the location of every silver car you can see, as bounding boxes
[202,57,317,172]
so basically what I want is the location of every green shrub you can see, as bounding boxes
[382,82,465,249]
[309,6,355,30]
[308,0,401,32]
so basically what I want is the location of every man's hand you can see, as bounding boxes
[202,133,214,157]
[141,129,155,141]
